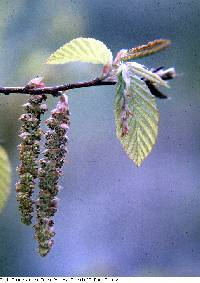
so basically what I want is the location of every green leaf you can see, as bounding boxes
[115,65,159,166]
[46,37,113,65]
[0,146,11,212]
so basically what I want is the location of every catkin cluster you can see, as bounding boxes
[16,94,47,225]
[34,94,70,256]
[16,77,70,256]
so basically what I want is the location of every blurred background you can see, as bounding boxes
[0,0,199,277]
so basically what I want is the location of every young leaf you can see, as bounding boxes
[46,37,113,65]
[115,66,159,166]
[0,146,11,212]
[121,39,171,61]
[126,62,169,87]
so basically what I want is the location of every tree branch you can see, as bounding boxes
[0,67,176,97]
[0,77,116,96]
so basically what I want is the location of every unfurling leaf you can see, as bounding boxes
[126,62,169,87]
[46,37,113,65]
[0,146,11,212]
[121,39,171,62]
[115,64,160,166]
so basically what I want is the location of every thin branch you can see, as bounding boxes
[0,67,176,97]
[0,77,116,96]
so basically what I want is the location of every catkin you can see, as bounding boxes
[16,94,47,225]
[34,94,70,256]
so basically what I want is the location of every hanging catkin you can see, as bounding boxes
[34,94,70,256]
[16,93,47,225]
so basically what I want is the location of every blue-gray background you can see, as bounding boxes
[0,0,199,276]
